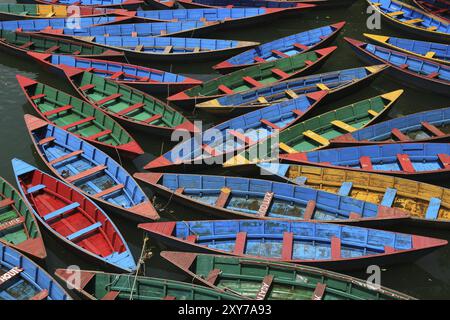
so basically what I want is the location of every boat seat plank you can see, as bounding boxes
[215,187,231,208]
[304,60,314,66]
[292,109,304,117]
[281,232,293,260]
[368,109,379,117]
[110,71,125,80]
[49,150,83,165]
[254,56,266,63]
[44,45,60,53]
[185,235,197,243]
[271,68,290,79]
[43,202,80,221]
[38,136,55,146]
[312,283,327,300]
[233,232,247,255]
[163,296,176,300]
[96,93,122,106]
[349,212,361,219]
[163,45,173,54]
[425,197,441,220]
[303,200,316,220]
[279,142,297,154]
[218,84,234,94]
[421,121,445,137]
[27,184,45,194]
[397,154,415,173]
[88,129,112,140]
[243,76,263,88]
[331,120,357,132]
[257,96,269,104]
[131,31,137,37]
[193,47,200,53]
[67,222,102,241]
[116,102,145,116]
[80,84,95,91]
[438,153,450,169]
[338,182,353,196]
[303,130,329,145]
[30,93,46,101]
[0,198,14,209]
[285,89,298,99]
[205,268,221,285]
[359,156,373,170]
[20,41,34,49]
[0,267,23,286]
[331,236,341,259]
[381,188,397,207]
[228,129,254,145]
[93,184,124,199]
[271,49,289,58]
[29,289,49,300]
[66,165,107,183]
[256,275,274,300]
[387,10,404,16]
[260,119,280,130]
[293,43,309,50]
[316,83,330,90]
[101,291,120,300]
[62,116,95,130]
[427,26,438,31]
[202,144,218,156]
[404,18,423,24]
[398,64,409,69]
[295,176,307,185]
[143,114,163,124]
[257,192,274,216]
[135,44,144,52]
[43,105,73,117]
[391,128,411,141]
[426,72,439,79]
[0,216,24,232]
[425,51,436,58]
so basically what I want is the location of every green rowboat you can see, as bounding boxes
[54,269,242,300]
[0,176,46,260]
[17,75,144,158]
[224,90,404,167]
[62,66,196,135]
[161,251,415,300]
[167,46,337,107]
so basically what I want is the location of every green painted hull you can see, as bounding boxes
[17,75,144,158]
[0,176,46,260]
[161,252,415,300]
[55,269,242,300]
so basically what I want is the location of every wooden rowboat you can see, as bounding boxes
[138,220,447,271]
[168,47,337,107]
[0,176,46,260]
[213,22,345,73]
[24,114,159,222]
[345,37,449,96]
[364,33,450,65]
[0,30,123,60]
[133,172,409,223]
[0,242,70,300]
[177,0,316,9]
[196,65,388,115]
[0,4,127,20]
[161,252,416,300]
[143,91,327,171]
[73,35,260,62]
[62,66,196,135]
[224,90,403,167]
[29,0,145,10]
[54,269,242,300]
[279,143,450,180]
[258,163,450,227]
[17,75,144,158]
[413,0,450,21]
[367,0,449,43]
[28,52,203,95]
[331,107,450,146]
[13,159,137,272]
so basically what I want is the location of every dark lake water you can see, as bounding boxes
[0,0,449,299]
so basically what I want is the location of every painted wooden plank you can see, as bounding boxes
[202,144,218,156]
[397,154,415,173]
[425,51,436,58]
[43,105,73,117]
[65,165,106,183]
[312,283,327,300]
[228,130,254,145]
[404,18,423,24]
[0,267,23,286]
[295,176,307,185]
[359,156,373,170]
[27,184,45,194]
[255,275,273,300]
[67,222,102,241]
[292,109,305,117]
[285,89,298,99]
[44,45,60,53]
[116,102,145,116]
[80,84,95,91]
[293,42,309,50]
[279,142,297,154]
[143,114,163,124]
[30,93,46,100]
[281,232,293,260]
[391,128,411,141]
[43,202,80,221]
[61,116,95,130]
[426,71,439,79]
[381,188,397,207]
[49,150,83,165]
[303,130,329,145]
[215,187,231,208]
[243,76,263,88]
[110,71,125,80]
[254,57,266,63]
[218,84,234,94]
[257,96,268,104]
[186,235,197,243]
[316,83,330,90]
[163,45,173,53]
[258,192,274,216]
[271,49,288,58]
[93,184,124,199]
[233,232,247,255]
[425,197,441,220]
[337,182,353,196]
[387,10,404,16]
[101,291,120,300]
[0,216,25,232]
[260,119,280,130]
[88,129,112,140]
[271,68,290,79]
[331,236,341,259]
[421,121,446,137]
[29,289,49,300]
[331,120,357,133]
[96,93,122,106]
[438,153,450,169]
[205,268,221,285]
[368,109,379,117]
[0,198,14,209]
[303,200,316,220]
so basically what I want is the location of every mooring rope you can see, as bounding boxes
[129,236,150,300]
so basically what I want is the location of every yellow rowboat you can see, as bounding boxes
[364,33,450,66]
[258,163,450,226]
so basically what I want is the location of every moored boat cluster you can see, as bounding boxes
[0,0,448,301]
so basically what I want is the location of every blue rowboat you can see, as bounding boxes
[138,219,447,270]
[367,0,449,43]
[131,7,296,28]
[332,107,450,146]
[196,65,388,115]
[30,0,145,10]
[73,35,260,62]
[23,114,159,222]
[143,91,327,171]
[0,241,70,300]
[28,52,202,95]
[280,143,450,180]
[177,0,315,9]
[40,21,222,38]
[364,33,450,65]
[213,22,345,73]
[345,37,450,96]
[12,159,137,273]
[0,16,131,32]
[413,0,450,21]
[133,172,409,223]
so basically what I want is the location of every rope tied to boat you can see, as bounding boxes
[129,236,151,300]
